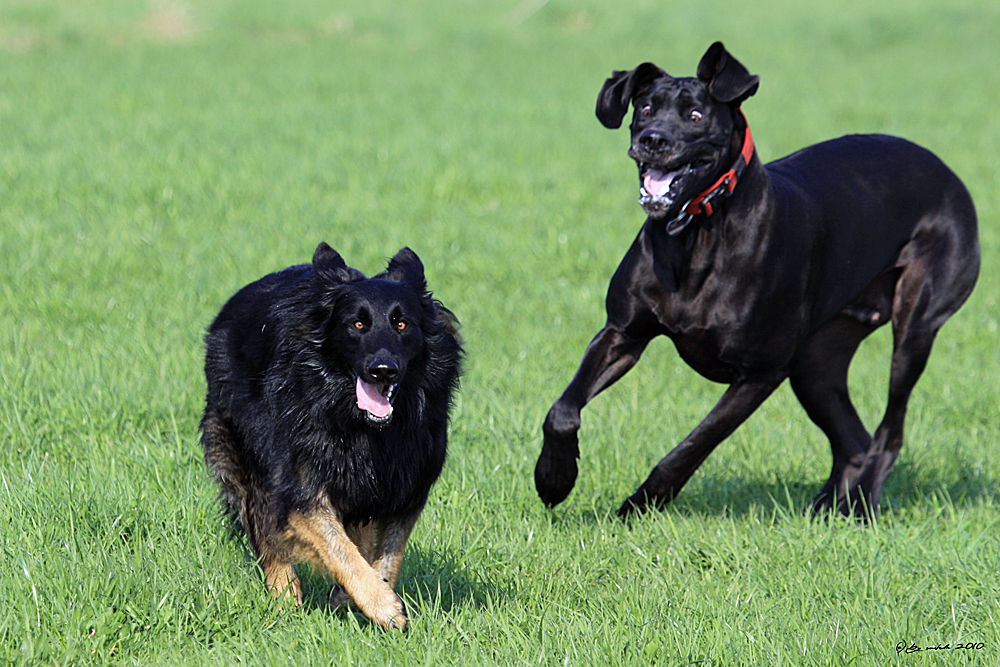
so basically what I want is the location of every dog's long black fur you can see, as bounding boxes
[201,243,461,630]
[535,42,980,520]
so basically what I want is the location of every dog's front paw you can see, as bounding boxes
[337,581,408,631]
[536,408,581,507]
[373,591,408,632]
[534,447,578,508]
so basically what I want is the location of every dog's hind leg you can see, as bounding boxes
[789,313,881,515]
[262,556,302,605]
[844,305,937,518]
[201,405,303,602]
[618,376,784,518]
[844,217,979,518]
[200,404,249,524]
[536,326,651,507]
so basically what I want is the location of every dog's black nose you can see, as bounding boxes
[638,130,671,153]
[367,361,399,384]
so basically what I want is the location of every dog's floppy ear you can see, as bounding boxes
[385,247,427,291]
[313,242,364,283]
[696,42,759,105]
[596,63,668,129]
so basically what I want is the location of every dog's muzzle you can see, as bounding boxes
[637,163,693,219]
[356,376,399,424]
[638,189,674,218]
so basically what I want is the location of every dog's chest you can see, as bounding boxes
[644,280,798,381]
[612,225,802,379]
[293,424,445,522]
[661,319,741,383]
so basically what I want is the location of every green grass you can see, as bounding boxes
[2,0,999,664]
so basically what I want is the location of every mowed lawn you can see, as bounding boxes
[2,1,999,665]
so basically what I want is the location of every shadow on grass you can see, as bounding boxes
[550,456,999,526]
[281,541,503,623]
[880,456,999,513]
[214,510,503,627]
[397,543,505,614]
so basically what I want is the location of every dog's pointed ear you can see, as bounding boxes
[313,242,364,283]
[385,247,427,291]
[696,42,759,105]
[596,63,668,129]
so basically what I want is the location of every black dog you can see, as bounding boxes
[535,42,979,519]
[201,243,461,631]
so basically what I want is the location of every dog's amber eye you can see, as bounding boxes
[640,105,652,117]
[690,110,703,122]
[396,321,407,331]
[353,321,365,330]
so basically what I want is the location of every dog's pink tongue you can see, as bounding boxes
[643,169,675,197]
[356,377,392,419]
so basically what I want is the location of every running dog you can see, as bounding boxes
[535,42,979,519]
[201,243,462,630]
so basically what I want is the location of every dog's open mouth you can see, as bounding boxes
[356,377,398,423]
[638,163,695,218]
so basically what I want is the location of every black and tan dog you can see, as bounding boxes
[535,42,979,519]
[201,243,462,631]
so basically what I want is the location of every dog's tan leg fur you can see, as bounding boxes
[350,521,380,562]
[262,558,302,605]
[286,505,408,631]
[327,514,419,611]
[328,521,380,609]
[370,512,420,587]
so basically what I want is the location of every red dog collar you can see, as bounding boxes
[665,110,755,235]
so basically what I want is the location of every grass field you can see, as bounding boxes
[2,0,999,664]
